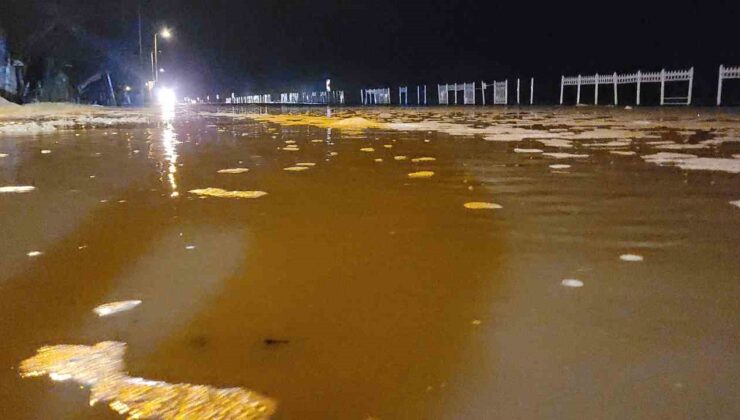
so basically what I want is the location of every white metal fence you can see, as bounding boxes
[717,64,740,106]
[438,83,475,105]
[560,67,694,106]
[361,88,391,105]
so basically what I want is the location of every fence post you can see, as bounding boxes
[660,69,666,106]
[424,85,427,105]
[613,72,618,105]
[482,81,486,106]
[636,70,641,106]
[717,65,724,106]
[560,75,564,105]
[517,78,520,105]
[687,67,693,105]
[505,80,509,104]
[454,83,458,105]
[595,73,599,105]
[530,78,534,105]
[576,74,581,105]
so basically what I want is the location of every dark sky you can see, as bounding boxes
[2,0,740,102]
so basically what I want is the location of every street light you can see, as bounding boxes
[152,27,172,83]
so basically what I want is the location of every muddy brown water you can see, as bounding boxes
[1,106,739,419]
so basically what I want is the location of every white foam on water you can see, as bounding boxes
[674,158,740,173]
[656,143,708,150]
[0,185,35,193]
[730,200,740,209]
[538,139,574,148]
[561,279,584,288]
[619,254,644,262]
[641,152,698,165]
[27,251,43,257]
[514,148,543,153]
[217,168,249,174]
[549,164,571,169]
[610,151,636,156]
[93,300,142,317]
[543,153,589,159]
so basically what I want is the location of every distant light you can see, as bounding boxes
[159,68,165,73]
[326,78,331,92]
[146,80,155,90]
[124,85,132,92]
[160,28,172,39]
[156,87,177,107]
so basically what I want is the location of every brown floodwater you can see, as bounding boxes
[1,105,739,419]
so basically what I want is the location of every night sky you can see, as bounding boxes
[2,0,740,103]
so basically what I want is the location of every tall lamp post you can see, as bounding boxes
[152,27,172,83]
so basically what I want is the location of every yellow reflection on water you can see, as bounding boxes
[20,341,276,419]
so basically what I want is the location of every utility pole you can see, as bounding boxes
[138,1,143,67]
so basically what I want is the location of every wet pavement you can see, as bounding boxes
[1,105,739,419]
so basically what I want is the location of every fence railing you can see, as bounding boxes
[560,67,693,106]
[717,64,740,106]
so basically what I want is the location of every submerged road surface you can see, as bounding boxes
[0,105,739,419]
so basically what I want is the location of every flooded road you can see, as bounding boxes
[1,105,739,419]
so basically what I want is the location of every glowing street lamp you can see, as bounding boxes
[152,27,172,82]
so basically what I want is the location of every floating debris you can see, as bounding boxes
[394,155,407,161]
[731,200,740,209]
[374,158,383,162]
[471,320,482,325]
[189,188,268,199]
[296,162,316,167]
[463,202,502,210]
[20,341,277,419]
[93,300,142,317]
[185,245,196,250]
[0,185,35,193]
[549,164,571,169]
[0,153,8,157]
[561,279,584,288]
[41,149,52,154]
[411,157,436,162]
[284,166,309,172]
[408,171,434,178]
[27,251,43,257]
[310,139,323,143]
[217,168,249,174]
[383,144,393,149]
[360,147,375,152]
[619,254,644,262]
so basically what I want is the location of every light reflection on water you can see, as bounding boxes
[160,105,179,198]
